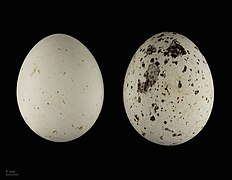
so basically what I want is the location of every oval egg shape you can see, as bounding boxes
[123,32,214,146]
[17,33,104,142]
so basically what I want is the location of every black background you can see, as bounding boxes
[3,2,230,178]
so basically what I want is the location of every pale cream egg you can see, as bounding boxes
[17,34,104,142]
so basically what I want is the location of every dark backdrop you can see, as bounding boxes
[3,2,230,178]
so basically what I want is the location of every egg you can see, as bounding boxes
[17,33,104,142]
[123,32,214,145]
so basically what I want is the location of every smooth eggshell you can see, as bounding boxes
[17,34,104,142]
[123,32,214,145]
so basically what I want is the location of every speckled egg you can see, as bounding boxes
[123,32,214,146]
[17,33,104,142]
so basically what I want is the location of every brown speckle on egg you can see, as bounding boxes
[134,115,139,121]
[172,61,178,65]
[137,62,160,94]
[164,59,169,64]
[150,116,155,121]
[141,131,146,136]
[144,44,156,57]
[164,85,170,95]
[194,90,199,95]
[182,65,187,72]
[178,80,182,88]
[163,39,186,58]
[160,71,166,78]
